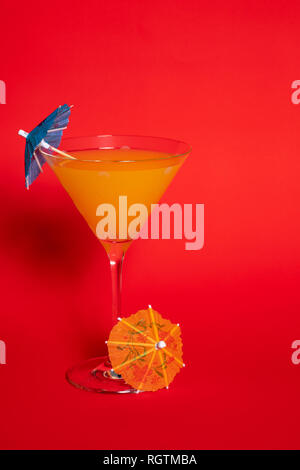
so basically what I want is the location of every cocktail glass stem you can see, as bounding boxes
[107,244,125,325]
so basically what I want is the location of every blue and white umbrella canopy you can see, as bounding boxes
[19,104,72,189]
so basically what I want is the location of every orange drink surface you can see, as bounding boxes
[48,148,185,251]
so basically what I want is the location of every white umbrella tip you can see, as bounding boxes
[117,317,122,321]
[18,129,28,138]
[182,363,186,368]
[148,304,152,309]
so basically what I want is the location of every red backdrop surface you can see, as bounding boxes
[1,0,300,450]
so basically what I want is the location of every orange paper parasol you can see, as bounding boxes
[107,306,184,392]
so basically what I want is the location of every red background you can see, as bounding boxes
[1,0,300,450]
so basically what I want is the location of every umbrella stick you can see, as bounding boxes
[113,348,155,372]
[164,347,185,367]
[158,350,169,389]
[106,340,155,347]
[117,317,156,343]
[33,151,43,172]
[18,129,76,160]
[48,145,76,160]
[148,305,159,342]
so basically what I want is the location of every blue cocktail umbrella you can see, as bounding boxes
[18,104,73,189]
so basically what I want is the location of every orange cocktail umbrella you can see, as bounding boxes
[107,306,184,392]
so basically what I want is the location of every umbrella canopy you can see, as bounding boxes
[21,104,71,188]
[107,306,184,392]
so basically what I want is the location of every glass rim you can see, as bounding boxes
[40,134,192,163]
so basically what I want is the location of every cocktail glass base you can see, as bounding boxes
[66,356,137,394]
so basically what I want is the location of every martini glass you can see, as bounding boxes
[41,135,191,393]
